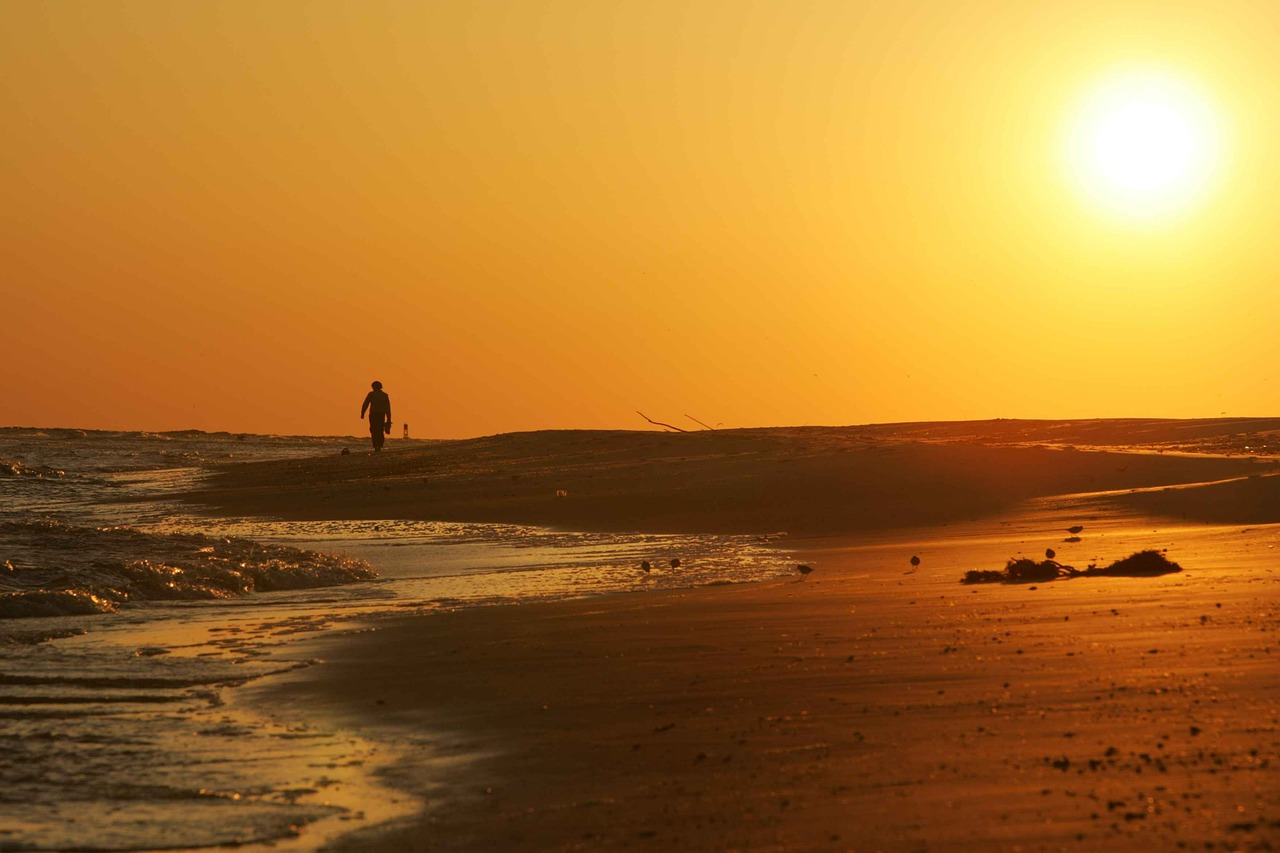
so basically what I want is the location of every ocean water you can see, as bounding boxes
[0,428,791,851]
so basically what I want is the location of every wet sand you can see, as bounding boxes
[193,420,1280,850]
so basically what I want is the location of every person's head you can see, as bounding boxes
[371,381,383,390]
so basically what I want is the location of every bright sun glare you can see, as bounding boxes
[1068,71,1221,219]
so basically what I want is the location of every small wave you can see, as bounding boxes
[0,459,66,479]
[0,520,376,618]
[0,589,117,619]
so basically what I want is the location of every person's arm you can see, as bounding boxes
[360,393,371,419]
[386,398,392,424]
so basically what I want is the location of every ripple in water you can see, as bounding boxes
[0,607,413,852]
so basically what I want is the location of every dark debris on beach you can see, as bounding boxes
[961,549,1182,585]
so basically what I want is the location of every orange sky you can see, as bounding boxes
[4,1,1279,437]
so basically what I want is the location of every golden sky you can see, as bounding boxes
[4,1,1279,437]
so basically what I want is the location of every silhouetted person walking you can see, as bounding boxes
[361,381,392,451]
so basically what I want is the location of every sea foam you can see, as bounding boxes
[0,519,376,618]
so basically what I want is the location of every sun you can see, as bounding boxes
[1066,71,1222,219]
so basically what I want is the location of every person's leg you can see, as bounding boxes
[370,423,384,451]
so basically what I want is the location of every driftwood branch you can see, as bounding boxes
[684,414,716,430]
[636,411,688,432]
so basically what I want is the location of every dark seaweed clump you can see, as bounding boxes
[963,558,1069,585]
[1092,549,1183,577]
[961,550,1181,585]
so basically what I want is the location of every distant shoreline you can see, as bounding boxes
[7,414,1280,446]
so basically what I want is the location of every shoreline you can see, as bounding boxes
[182,421,1280,850]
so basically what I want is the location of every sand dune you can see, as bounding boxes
[188,419,1279,535]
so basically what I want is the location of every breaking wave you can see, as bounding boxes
[0,520,377,619]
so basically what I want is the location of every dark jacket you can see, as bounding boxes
[361,390,391,422]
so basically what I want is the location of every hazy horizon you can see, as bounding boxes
[6,2,1279,437]
[5,413,1279,444]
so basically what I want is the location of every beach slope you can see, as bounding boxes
[204,419,1280,851]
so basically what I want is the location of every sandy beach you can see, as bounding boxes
[190,419,1280,851]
